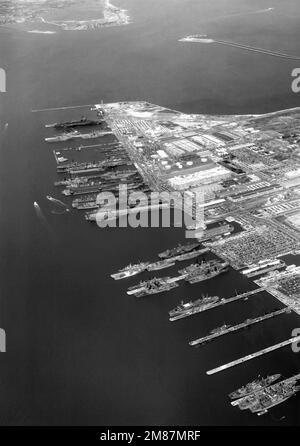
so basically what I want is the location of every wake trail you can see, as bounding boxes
[212,7,274,21]
[214,39,300,61]
[34,202,57,240]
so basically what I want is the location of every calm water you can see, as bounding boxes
[0,0,300,426]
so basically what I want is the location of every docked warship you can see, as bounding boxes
[233,377,300,416]
[127,277,179,297]
[169,295,220,321]
[46,116,105,129]
[179,260,229,283]
[229,374,282,400]
[210,323,231,336]
[111,262,149,280]
[147,259,175,272]
[158,242,201,259]
[45,129,111,142]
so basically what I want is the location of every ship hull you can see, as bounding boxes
[187,267,229,284]
[169,303,219,321]
[230,374,282,401]
[158,243,200,259]
[111,268,146,281]
[147,261,175,272]
[134,282,179,298]
[175,250,206,262]
[256,394,297,416]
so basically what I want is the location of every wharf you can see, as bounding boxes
[206,335,300,375]
[190,308,289,347]
[188,288,263,314]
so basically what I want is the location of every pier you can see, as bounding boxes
[193,288,263,314]
[190,308,289,347]
[206,335,300,375]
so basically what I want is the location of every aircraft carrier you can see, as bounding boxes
[46,117,106,129]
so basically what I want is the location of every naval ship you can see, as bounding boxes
[46,117,105,129]
[234,378,300,416]
[210,323,231,336]
[127,277,179,297]
[111,262,149,280]
[229,374,282,400]
[179,260,229,283]
[147,259,175,272]
[158,242,201,260]
[169,295,220,321]
[250,383,300,416]
[45,130,111,142]
[174,248,208,262]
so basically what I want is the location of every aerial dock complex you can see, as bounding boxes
[40,100,300,416]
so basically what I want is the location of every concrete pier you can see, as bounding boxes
[194,288,263,313]
[190,308,289,346]
[207,335,300,375]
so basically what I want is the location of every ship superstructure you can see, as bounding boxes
[179,260,229,283]
[158,242,201,259]
[46,117,105,129]
[111,262,149,280]
[127,277,179,297]
[231,375,300,416]
[229,374,282,400]
[169,295,220,321]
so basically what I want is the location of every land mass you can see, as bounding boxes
[0,0,130,30]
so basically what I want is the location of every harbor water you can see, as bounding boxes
[0,0,300,425]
